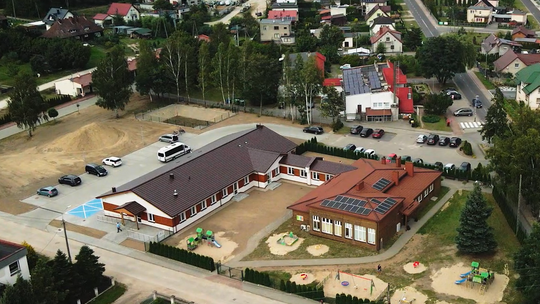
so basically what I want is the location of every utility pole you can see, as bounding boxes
[11,0,16,18]
[62,217,73,263]
[516,174,522,236]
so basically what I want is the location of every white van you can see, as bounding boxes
[157,142,192,162]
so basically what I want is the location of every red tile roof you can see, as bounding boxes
[93,13,110,20]
[397,87,414,114]
[512,25,536,37]
[197,34,210,42]
[323,78,342,86]
[107,3,134,16]
[127,58,137,71]
[71,72,93,87]
[370,26,402,44]
[494,51,540,71]
[382,61,407,88]
[268,10,298,20]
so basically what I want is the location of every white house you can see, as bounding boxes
[480,34,522,56]
[370,16,395,36]
[0,240,31,286]
[55,72,93,97]
[370,26,402,53]
[515,63,540,110]
[107,3,140,23]
[42,8,74,30]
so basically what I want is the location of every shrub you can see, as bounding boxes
[462,140,473,155]
[148,242,215,271]
[421,114,441,123]
[0,112,12,125]
[332,118,344,132]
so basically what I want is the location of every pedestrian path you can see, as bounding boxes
[459,121,483,129]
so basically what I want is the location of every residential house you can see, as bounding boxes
[55,72,93,97]
[107,3,140,23]
[0,240,31,287]
[342,32,362,49]
[42,8,74,30]
[370,16,395,36]
[467,0,493,23]
[323,78,343,93]
[494,51,540,76]
[492,9,527,25]
[480,34,522,56]
[288,158,442,250]
[197,34,211,42]
[42,16,104,40]
[512,25,536,41]
[330,5,348,17]
[360,0,388,16]
[0,15,8,29]
[97,125,355,232]
[365,5,391,25]
[271,2,299,12]
[515,63,540,110]
[321,14,347,26]
[260,19,295,44]
[288,52,326,77]
[93,13,113,27]
[370,26,402,53]
[268,9,298,23]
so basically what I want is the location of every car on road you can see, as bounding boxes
[360,128,374,137]
[434,161,443,169]
[472,96,483,108]
[102,157,123,167]
[85,163,108,177]
[372,129,385,139]
[453,108,473,116]
[350,125,363,134]
[303,126,324,134]
[444,163,456,171]
[449,137,462,147]
[416,135,428,144]
[447,91,462,100]
[37,186,58,197]
[354,147,365,153]
[344,144,356,151]
[58,174,82,186]
[427,134,440,145]
[364,149,376,156]
[459,162,472,172]
[438,136,450,146]
[413,158,424,164]
[159,134,179,143]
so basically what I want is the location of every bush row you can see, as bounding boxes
[295,137,379,161]
[335,293,383,304]
[244,268,272,287]
[421,114,441,123]
[0,112,12,125]
[278,279,324,300]
[148,242,215,272]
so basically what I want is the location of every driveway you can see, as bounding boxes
[206,0,267,25]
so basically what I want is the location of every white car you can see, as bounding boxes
[354,147,365,153]
[364,149,376,156]
[102,157,123,167]
[416,135,427,144]
[444,163,456,171]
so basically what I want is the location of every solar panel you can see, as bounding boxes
[372,182,384,191]
[327,201,337,208]
[321,200,331,207]
[350,206,360,213]
[350,200,359,206]
[384,197,397,205]
[346,197,355,204]
[356,207,365,214]
[371,199,382,205]
[362,208,372,215]
[334,203,343,210]
[358,200,367,207]
[335,195,345,202]
[344,205,354,211]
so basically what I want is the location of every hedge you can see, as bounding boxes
[0,112,12,125]
[148,242,215,271]
[421,114,441,123]
[335,293,383,304]
[243,268,324,301]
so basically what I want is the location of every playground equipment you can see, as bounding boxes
[456,262,495,294]
[300,273,308,280]
[413,261,420,268]
[336,270,376,295]
[341,281,350,287]
[276,231,299,246]
[189,228,222,250]
[187,237,199,251]
[455,278,467,285]
[398,292,416,304]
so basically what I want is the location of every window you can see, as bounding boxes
[312,172,320,180]
[429,184,434,192]
[390,45,395,50]
[244,176,249,185]
[408,92,412,99]
[190,206,197,216]
[148,213,155,222]
[334,221,342,236]
[201,200,207,211]
[322,218,333,234]
[288,167,294,175]
[222,188,228,198]
[345,223,353,239]
[386,37,390,41]
[211,194,217,205]
[536,98,540,104]
[424,188,429,197]
[418,194,423,202]
[300,170,307,178]
[368,228,376,244]
[284,27,287,29]
[274,26,279,30]
[180,212,186,222]
[515,63,520,68]
[326,174,332,181]
[9,261,19,276]
[312,216,320,231]
[263,26,267,30]
[354,225,367,242]
[274,167,279,175]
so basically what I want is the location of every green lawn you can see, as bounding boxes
[88,284,126,304]
[86,46,108,69]
[422,116,452,132]
[73,5,109,16]
[417,186,450,219]
[474,71,496,90]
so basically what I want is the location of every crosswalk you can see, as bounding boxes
[459,121,484,129]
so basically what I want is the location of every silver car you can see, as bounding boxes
[159,134,179,143]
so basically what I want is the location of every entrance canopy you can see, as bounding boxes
[115,201,146,216]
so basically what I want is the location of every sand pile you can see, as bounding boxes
[41,123,125,153]
[403,262,427,274]
[307,244,329,256]
[266,232,304,255]
[391,286,428,304]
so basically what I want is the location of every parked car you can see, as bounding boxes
[37,186,58,197]
[159,134,179,143]
[386,153,397,163]
[401,155,412,162]
[364,149,376,156]
[350,125,363,134]
[344,144,356,151]
[354,147,365,153]
[416,135,428,144]
[427,134,440,145]
[444,163,456,171]
[372,129,385,139]
[459,162,472,172]
[447,91,462,100]
[413,158,424,164]
[303,126,324,134]
[434,161,443,169]
[102,157,122,167]
[360,128,374,137]
[449,137,462,147]
[453,108,473,116]
[85,163,108,177]
[444,87,457,93]
[438,136,450,146]
[58,174,82,186]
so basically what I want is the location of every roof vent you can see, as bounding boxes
[170,173,174,179]
[112,187,117,193]
[173,190,178,196]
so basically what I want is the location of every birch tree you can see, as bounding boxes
[226,42,238,106]
[8,71,48,137]
[211,42,227,104]
[238,40,253,112]
[198,42,211,106]
[161,31,184,102]
[281,52,298,122]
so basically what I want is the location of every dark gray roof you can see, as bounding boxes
[372,16,394,25]
[99,125,297,217]
[280,154,316,167]
[311,159,356,174]
[115,201,146,215]
[43,8,72,26]
[0,240,27,270]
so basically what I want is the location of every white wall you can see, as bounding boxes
[330,6,347,16]
[516,82,540,110]
[102,192,171,219]
[0,256,30,286]
[371,32,402,53]
[55,79,81,97]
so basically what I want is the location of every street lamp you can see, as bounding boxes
[62,205,73,264]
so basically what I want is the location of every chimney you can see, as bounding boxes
[256,124,263,129]
[173,190,178,196]
[405,162,414,177]
[392,171,400,186]
[381,156,386,164]
[169,173,174,179]
[356,181,364,191]
[396,156,402,167]
[112,187,116,193]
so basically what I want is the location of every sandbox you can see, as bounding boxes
[177,231,238,263]
[266,232,304,255]
[403,262,427,274]
[306,244,329,256]
[324,272,388,301]
[391,286,428,304]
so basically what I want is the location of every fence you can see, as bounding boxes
[143,291,194,304]
[216,261,244,281]
[492,184,531,243]
[128,229,173,243]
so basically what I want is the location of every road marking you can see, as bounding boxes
[460,121,483,129]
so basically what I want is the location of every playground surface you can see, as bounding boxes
[177,231,238,263]
[163,182,313,260]
[306,244,329,256]
[324,272,388,301]
[430,262,509,303]
[289,271,331,285]
[266,232,304,255]
[391,286,428,304]
[403,262,427,274]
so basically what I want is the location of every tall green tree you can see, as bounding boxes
[135,40,159,101]
[21,241,39,271]
[209,23,232,55]
[8,72,48,137]
[238,40,253,112]
[423,93,453,115]
[225,42,239,104]
[455,184,497,254]
[93,46,132,118]
[161,31,187,103]
[211,42,228,104]
[152,0,174,10]
[319,24,345,47]
[514,224,540,302]
[281,51,300,122]
[31,259,67,304]
[198,42,211,106]
[0,275,37,304]
[403,27,423,51]
[479,89,509,143]
[244,53,281,115]
[320,86,343,124]
[74,246,105,288]
[51,250,80,303]
[296,56,323,125]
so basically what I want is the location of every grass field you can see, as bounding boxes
[88,284,126,304]
[474,71,496,90]
[422,116,452,132]
[73,5,109,16]
[86,46,107,69]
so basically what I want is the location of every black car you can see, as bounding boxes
[303,126,324,134]
[449,137,462,148]
[360,128,374,137]
[472,97,483,108]
[58,174,82,186]
[413,158,424,164]
[434,161,444,169]
[344,144,356,151]
[447,91,462,100]
[444,87,457,93]
[438,136,450,146]
[427,134,440,145]
[350,125,363,134]
[459,162,472,172]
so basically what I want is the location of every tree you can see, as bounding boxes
[319,24,345,48]
[244,53,282,115]
[8,72,48,137]
[198,42,211,106]
[152,0,174,10]
[403,27,423,51]
[416,35,473,84]
[514,224,540,302]
[21,241,39,271]
[74,246,105,288]
[423,93,453,115]
[455,184,497,254]
[375,42,386,54]
[93,46,132,118]
[320,86,343,124]
[479,89,509,143]
[51,250,80,303]
[225,42,239,105]
[136,40,159,101]
[238,40,253,112]
[0,275,37,304]
[296,56,324,125]
[161,31,187,103]
[211,42,228,104]
[31,259,67,304]
[209,23,232,55]
[295,31,318,52]
[281,51,300,122]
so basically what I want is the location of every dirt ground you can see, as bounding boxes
[49,219,107,239]
[391,286,428,304]
[325,272,388,301]
[403,262,427,274]
[163,182,313,261]
[266,232,304,255]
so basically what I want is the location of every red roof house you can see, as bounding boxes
[323,78,342,87]
[107,3,140,22]
[268,9,298,22]
[288,52,326,77]
[382,61,413,113]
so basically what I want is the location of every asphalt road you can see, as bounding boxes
[520,0,540,24]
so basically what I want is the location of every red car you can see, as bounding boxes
[372,129,385,139]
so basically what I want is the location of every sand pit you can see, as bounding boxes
[391,286,428,304]
[306,244,329,256]
[290,271,331,286]
[40,122,126,153]
[403,262,427,274]
[324,272,388,301]
[266,232,304,255]
[177,231,238,263]
[431,262,509,303]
